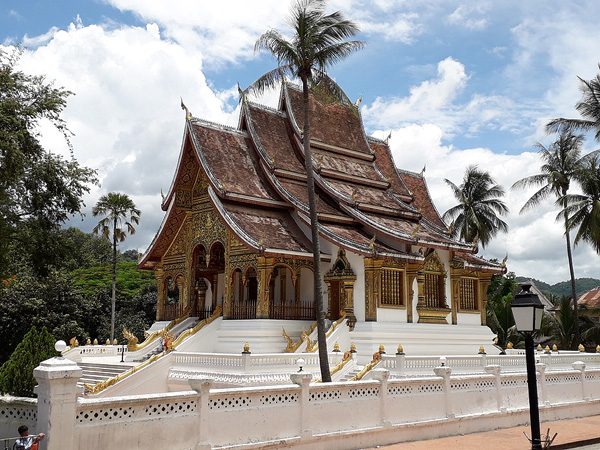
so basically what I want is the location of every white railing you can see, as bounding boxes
[69,363,600,450]
[63,345,127,362]
[380,351,600,376]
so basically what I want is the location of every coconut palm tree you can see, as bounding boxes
[511,132,588,344]
[442,165,509,249]
[93,192,141,342]
[247,0,364,382]
[547,64,600,141]
[560,155,600,253]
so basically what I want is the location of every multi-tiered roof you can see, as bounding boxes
[139,83,501,273]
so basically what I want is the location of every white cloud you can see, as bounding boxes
[446,3,490,30]
[13,19,238,251]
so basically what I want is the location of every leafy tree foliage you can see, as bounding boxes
[0,326,57,397]
[443,165,509,248]
[0,47,97,278]
[249,0,364,382]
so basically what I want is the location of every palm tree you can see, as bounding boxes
[92,192,141,342]
[248,0,364,382]
[511,131,587,344]
[442,165,508,249]
[547,64,600,141]
[560,155,600,253]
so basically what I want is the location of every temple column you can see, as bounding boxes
[256,257,274,319]
[155,268,165,321]
[364,258,382,322]
[197,278,207,315]
[342,280,356,330]
[177,277,185,314]
[479,273,494,326]
[449,266,461,325]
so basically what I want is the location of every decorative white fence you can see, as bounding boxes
[25,354,600,450]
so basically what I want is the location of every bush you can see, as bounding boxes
[0,326,58,397]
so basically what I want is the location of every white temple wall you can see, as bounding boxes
[456,312,482,326]
[299,267,313,302]
[346,249,365,321]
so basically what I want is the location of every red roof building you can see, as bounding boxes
[139,82,504,330]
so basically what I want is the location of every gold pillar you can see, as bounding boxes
[177,277,185,312]
[256,256,274,319]
[197,278,207,313]
[479,273,493,326]
[294,270,301,305]
[449,270,460,325]
[155,268,165,321]
[343,280,356,330]
[364,258,383,322]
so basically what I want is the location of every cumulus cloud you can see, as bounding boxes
[14,19,238,250]
[446,3,490,30]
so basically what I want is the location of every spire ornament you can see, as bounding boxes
[180,97,193,120]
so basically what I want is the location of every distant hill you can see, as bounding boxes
[515,276,600,299]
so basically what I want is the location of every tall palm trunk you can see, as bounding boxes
[565,222,580,347]
[302,77,331,382]
[111,217,117,343]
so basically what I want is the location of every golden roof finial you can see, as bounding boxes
[507,342,513,349]
[385,131,392,145]
[160,188,166,203]
[411,224,421,239]
[180,97,193,120]
[447,221,454,235]
[368,234,376,250]
[420,164,426,177]
[472,235,479,247]
[351,187,358,202]
[237,82,247,104]
[354,94,362,109]
[502,253,508,267]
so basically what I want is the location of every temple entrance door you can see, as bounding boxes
[330,281,341,321]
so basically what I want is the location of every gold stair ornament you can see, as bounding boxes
[597,345,600,353]
[478,346,485,354]
[579,344,585,352]
[243,342,250,353]
[507,342,513,349]
[553,344,558,352]
[333,342,340,352]
[537,344,542,351]
[86,339,91,345]
[544,345,551,354]
[396,344,404,355]
[350,342,357,353]
[113,339,118,345]
[105,339,110,345]
[93,339,98,345]
[379,344,385,354]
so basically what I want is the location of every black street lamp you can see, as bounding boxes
[511,282,545,450]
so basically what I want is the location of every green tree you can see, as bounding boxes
[560,155,600,254]
[248,0,364,382]
[511,131,591,344]
[0,326,57,397]
[442,165,509,248]
[0,47,97,278]
[547,64,600,141]
[92,193,141,342]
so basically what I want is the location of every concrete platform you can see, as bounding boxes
[365,415,600,450]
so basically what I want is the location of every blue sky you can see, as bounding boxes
[2,0,600,283]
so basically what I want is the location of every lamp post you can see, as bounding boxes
[511,282,544,450]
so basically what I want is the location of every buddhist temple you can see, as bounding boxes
[138,81,505,357]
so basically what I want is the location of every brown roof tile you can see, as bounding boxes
[578,287,600,307]
[285,85,371,155]
[399,170,447,229]
[369,138,413,200]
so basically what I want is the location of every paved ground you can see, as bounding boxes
[363,415,600,450]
